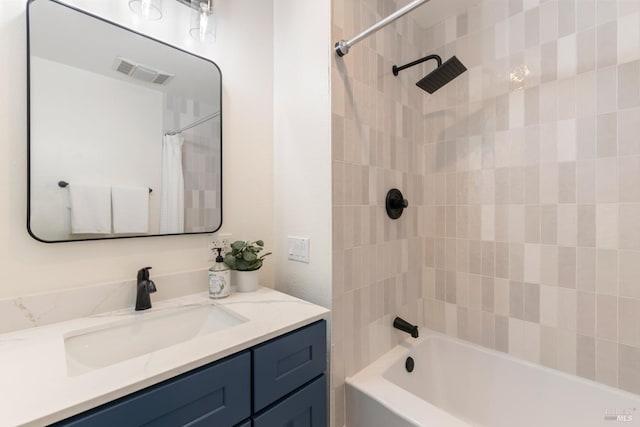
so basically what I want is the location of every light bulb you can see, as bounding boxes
[199,3,209,41]
[129,0,162,20]
[190,0,215,43]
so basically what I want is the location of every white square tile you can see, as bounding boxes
[509,317,526,358]
[557,119,577,161]
[540,285,558,327]
[558,34,577,79]
[524,321,541,363]
[617,13,640,64]
[482,205,496,241]
[509,205,526,243]
[596,204,619,249]
[509,90,525,129]
[524,243,541,284]
[558,204,578,246]
[540,0,559,43]
[495,20,509,59]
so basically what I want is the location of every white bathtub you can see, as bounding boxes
[346,330,640,427]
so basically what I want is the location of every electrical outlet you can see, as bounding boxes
[220,234,233,250]
[210,233,233,254]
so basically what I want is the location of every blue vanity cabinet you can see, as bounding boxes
[253,374,327,427]
[252,320,326,412]
[52,320,327,427]
[252,320,327,427]
[52,352,251,427]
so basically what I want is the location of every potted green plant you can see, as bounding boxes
[223,240,272,292]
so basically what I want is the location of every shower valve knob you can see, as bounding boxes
[391,198,408,209]
[386,188,408,220]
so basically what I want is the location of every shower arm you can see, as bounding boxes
[334,0,429,57]
[392,54,442,76]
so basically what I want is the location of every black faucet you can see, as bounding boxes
[393,316,419,338]
[135,267,157,311]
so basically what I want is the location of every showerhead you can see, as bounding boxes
[392,54,467,94]
[416,55,467,94]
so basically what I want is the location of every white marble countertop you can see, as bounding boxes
[0,287,329,427]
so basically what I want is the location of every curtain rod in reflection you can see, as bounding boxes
[58,181,153,194]
[165,111,220,136]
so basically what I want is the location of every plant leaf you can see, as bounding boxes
[231,241,245,251]
[223,254,237,270]
[255,240,264,246]
[243,251,257,262]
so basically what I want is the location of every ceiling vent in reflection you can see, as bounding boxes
[113,57,174,85]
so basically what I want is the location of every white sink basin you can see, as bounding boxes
[64,304,246,375]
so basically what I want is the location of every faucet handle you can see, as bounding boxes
[137,266,152,282]
[147,280,157,293]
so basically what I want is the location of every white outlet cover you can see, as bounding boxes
[287,236,310,263]
[210,233,232,250]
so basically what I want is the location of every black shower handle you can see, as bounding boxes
[391,198,408,209]
[386,188,408,219]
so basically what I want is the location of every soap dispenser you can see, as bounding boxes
[209,248,230,299]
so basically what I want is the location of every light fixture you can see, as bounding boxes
[189,0,216,43]
[128,0,216,43]
[128,0,163,20]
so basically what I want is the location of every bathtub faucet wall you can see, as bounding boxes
[393,316,419,338]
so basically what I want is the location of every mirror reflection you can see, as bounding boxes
[28,0,222,242]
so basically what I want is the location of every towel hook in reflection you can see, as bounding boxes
[58,181,153,194]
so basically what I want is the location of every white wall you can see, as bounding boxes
[0,0,274,298]
[30,57,163,240]
[273,0,332,308]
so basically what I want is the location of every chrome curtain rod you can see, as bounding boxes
[334,0,429,57]
[165,111,220,136]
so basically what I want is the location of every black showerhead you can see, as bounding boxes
[416,56,467,93]
[392,54,467,94]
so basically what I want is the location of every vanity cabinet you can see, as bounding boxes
[52,352,251,427]
[252,320,327,426]
[253,375,327,427]
[52,320,326,427]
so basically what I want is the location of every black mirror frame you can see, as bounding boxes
[26,0,223,243]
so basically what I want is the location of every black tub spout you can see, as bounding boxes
[393,316,419,338]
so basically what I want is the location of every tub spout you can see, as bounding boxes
[393,316,419,338]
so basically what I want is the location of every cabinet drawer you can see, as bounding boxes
[54,352,251,427]
[253,374,327,427]
[252,321,326,412]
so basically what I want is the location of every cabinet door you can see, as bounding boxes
[253,321,326,412]
[253,374,327,427]
[53,352,251,427]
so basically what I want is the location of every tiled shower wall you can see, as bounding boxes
[331,0,640,425]
[331,0,431,425]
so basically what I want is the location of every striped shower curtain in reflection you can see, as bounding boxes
[159,133,185,234]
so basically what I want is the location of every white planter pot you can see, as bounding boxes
[234,269,260,292]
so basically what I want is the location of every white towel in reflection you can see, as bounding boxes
[69,183,111,234]
[112,186,149,234]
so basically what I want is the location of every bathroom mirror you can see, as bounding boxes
[27,0,222,242]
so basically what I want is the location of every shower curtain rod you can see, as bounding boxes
[165,111,220,135]
[334,0,429,57]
